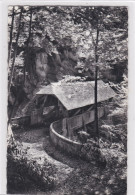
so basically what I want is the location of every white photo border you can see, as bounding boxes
[0,1,135,194]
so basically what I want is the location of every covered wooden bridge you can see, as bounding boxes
[35,80,116,138]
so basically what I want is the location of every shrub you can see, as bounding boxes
[80,138,106,168]
[7,140,56,192]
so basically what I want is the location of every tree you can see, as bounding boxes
[8,6,15,63]
[69,6,128,142]
[8,6,24,126]
[8,6,128,127]
[23,8,32,84]
[8,6,24,93]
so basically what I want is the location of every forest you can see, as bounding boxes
[7,6,128,195]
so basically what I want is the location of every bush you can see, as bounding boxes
[80,138,106,168]
[7,140,56,192]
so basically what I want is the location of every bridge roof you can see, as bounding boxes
[36,80,116,110]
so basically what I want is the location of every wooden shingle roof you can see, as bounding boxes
[36,80,116,110]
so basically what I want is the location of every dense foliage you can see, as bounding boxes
[7,137,55,193]
[8,6,128,84]
[7,5,128,194]
[8,6,128,119]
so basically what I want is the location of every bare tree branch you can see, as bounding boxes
[8,6,15,63]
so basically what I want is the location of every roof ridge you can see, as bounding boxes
[36,80,116,110]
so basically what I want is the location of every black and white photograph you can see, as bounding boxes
[6,4,128,195]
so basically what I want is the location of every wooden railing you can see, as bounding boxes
[67,107,104,131]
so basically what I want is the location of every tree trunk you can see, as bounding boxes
[94,28,99,139]
[8,6,15,64]
[8,7,23,126]
[23,8,32,85]
[7,124,15,145]
[8,7,23,92]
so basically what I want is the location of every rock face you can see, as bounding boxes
[11,46,78,117]
[28,47,78,84]
[35,52,49,81]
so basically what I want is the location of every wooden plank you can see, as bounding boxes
[67,114,82,131]
[98,107,104,118]
[82,110,95,124]
[62,118,68,137]
[67,107,104,131]
[31,108,43,125]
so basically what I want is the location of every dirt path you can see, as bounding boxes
[13,127,126,195]
[22,140,73,185]
[14,127,73,186]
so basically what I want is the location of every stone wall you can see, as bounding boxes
[50,120,83,155]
